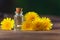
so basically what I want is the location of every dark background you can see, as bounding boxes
[0,0,60,16]
[0,0,14,13]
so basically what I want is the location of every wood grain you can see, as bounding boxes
[0,30,59,40]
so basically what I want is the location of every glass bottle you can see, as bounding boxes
[14,8,23,31]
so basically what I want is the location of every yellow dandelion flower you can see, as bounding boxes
[1,18,14,30]
[41,17,53,30]
[32,17,53,31]
[32,17,43,31]
[24,11,40,21]
[21,11,53,31]
[21,21,34,31]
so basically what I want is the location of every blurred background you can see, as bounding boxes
[14,0,60,15]
[0,0,60,15]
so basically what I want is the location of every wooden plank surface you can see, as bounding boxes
[0,30,60,40]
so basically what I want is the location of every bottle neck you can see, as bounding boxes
[15,11,23,16]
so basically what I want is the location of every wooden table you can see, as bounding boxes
[0,30,60,40]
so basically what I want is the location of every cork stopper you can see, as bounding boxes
[16,8,23,14]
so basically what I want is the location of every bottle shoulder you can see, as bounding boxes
[14,11,23,17]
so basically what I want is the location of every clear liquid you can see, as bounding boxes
[14,14,23,31]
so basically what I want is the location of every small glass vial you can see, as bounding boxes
[14,8,23,31]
